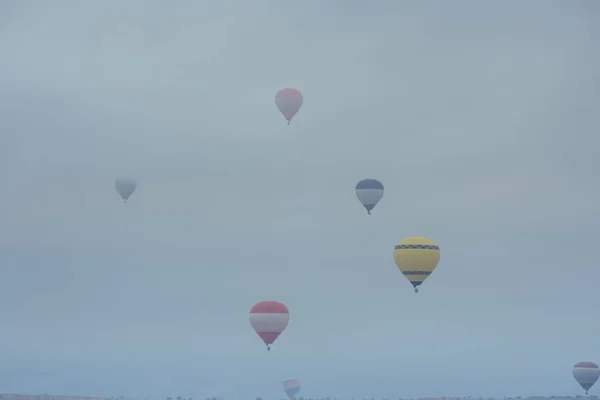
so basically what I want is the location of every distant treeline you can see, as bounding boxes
[160,396,599,400]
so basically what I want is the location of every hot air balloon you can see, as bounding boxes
[573,362,600,394]
[249,301,289,351]
[275,88,303,125]
[283,379,301,400]
[355,179,384,215]
[115,177,137,203]
[393,236,440,293]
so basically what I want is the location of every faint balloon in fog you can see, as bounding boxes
[283,379,301,400]
[275,88,303,125]
[115,177,137,203]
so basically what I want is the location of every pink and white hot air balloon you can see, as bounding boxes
[275,88,303,125]
[249,300,289,351]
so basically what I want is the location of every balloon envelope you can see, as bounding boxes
[283,379,301,400]
[115,177,137,201]
[393,236,440,292]
[573,362,600,394]
[249,301,289,349]
[275,88,303,123]
[355,179,384,214]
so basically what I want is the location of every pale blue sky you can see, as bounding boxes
[0,1,598,399]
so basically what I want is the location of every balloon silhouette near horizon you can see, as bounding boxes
[573,361,600,395]
[283,379,301,400]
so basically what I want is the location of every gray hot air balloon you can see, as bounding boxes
[115,177,137,203]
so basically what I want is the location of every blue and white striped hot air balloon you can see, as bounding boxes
[355,179,384,215]
[573,362,600,394]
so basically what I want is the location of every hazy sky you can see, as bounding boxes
[0,1,599,399]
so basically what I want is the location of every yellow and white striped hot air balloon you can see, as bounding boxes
[393,236,440,293]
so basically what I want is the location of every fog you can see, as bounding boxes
[0,1,598,398]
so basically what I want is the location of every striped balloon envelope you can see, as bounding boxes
[249,301,289,351]
[275,88,303,125]
[573,361,600,394]
[393,236,440,293]
[282,379,301,400]
[355,179,384,215]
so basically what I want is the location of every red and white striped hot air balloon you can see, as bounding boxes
[275,88,303,125]
[249,300,289,351]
